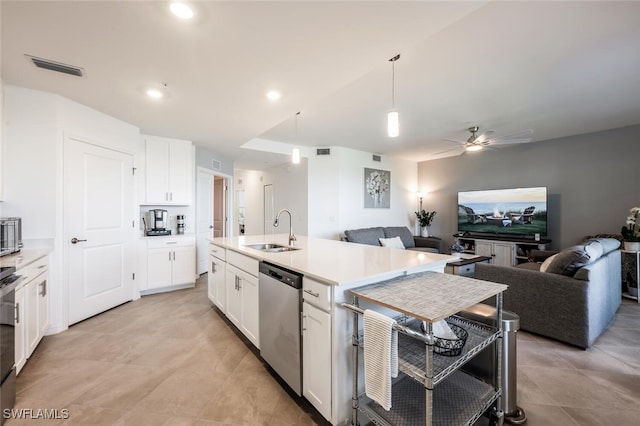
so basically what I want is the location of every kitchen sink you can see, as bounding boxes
[243,243,301,253]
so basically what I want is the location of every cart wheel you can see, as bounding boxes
[504,406,527,425]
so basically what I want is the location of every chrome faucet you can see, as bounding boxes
[273,209,296,246]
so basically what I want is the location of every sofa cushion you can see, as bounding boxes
[518,261,543,271]
[539,254,558,272]
[545,241,604,276]
[383,226,416,248]
[344,227,385,246]
[379,236,405,249]
[585,237,621,255]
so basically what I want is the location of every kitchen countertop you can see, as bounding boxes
[0,249,51,270]
[211,234,456,285]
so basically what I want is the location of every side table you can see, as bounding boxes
[445,254,492,277]
[622,249,639,302]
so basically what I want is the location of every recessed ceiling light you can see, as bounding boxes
[146,89,164,99]
[170,2,194,20]
[266,90,282,102]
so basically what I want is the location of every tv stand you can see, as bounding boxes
[455,235,551,266]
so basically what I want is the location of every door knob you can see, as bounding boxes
[71,238,87,244]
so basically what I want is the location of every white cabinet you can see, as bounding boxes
[15,255,49,374]
[144,136,193,205]
[223,250,260,348]
[302,277,332,420]
[225,263,260,348]
[208,244,227,312]
[145,236,196,292]
[14,285,26,373]
[302,301,332,420]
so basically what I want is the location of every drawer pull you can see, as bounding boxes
[15,303,20,324]
[304,289,320,298]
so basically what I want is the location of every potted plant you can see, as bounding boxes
[415,210,436,237]
[621,206,640,251]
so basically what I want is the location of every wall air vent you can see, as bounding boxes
[211,159,222,171]
[316,148,331,156]
[26,55,84,77]
[372,154,381,162]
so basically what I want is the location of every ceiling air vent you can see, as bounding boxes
[372,154,381,162]
[26,55,84,77]
[316,148,331,156]
[211,159,222,171]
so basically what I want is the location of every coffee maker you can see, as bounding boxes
[146,209,171,236]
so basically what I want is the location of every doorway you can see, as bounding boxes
[196,167,231,274]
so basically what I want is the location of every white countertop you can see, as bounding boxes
[0,249,51,270]
[211,234,456,286]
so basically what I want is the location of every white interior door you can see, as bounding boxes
[64,137,134,325]
[196,168,215,275]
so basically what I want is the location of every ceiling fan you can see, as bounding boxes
[436,126,534,155]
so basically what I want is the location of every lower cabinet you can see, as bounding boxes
[145,236,196,292]
[14,286,26,373]
[225,263,259,348]
[15,255,50,375]
[475,240,514,266]
[302,301,332,421]
[207,251,226,312]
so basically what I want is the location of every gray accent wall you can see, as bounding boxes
[418,125,640,251]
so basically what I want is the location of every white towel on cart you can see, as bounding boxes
[363,309,398,411]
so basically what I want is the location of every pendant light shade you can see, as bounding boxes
[387,110,399,138]
[292,147,301,164]
[387,54,400,138]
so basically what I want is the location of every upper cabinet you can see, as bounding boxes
[144,135,193,205]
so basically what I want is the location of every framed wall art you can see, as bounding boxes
[364,167,390,208]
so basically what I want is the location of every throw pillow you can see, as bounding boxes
[545,240,604,276]
[379,236,405,249]
[539,253,557,273]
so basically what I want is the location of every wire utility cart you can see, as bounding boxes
[342,271,508,426]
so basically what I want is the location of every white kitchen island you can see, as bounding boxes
[210,234,456,425]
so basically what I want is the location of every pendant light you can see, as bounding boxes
[387,54,400,138]
[292,112,301,164]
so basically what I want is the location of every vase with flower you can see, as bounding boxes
[621,206,640,251]
[415,210,436,237]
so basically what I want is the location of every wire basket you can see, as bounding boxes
[422,320,469,357]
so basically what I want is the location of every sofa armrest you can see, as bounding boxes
[413,236,443,253]
[475,262,592,348]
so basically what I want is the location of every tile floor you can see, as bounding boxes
[8,275,640,425]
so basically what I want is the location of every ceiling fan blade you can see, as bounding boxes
[493,129,534,140]
[490,138,533,146]
[440,138,466,145]
[476,129,495,142]
[432,146,464,156]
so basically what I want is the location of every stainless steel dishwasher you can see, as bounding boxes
[259,261,303,396]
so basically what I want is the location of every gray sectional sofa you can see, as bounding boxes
[343,226,443,253]
[475,238,622,348]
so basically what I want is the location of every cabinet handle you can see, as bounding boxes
[173,252,176,261]
[301,312,306,333]
[37,265,46,269]
[169,192,173,201]
[212,262,216,273]
[40,280,47,297]
[15,303,20,324]
[169,252,172,261]
[304,289,320,298]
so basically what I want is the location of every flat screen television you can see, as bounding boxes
[457,186,547,237]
